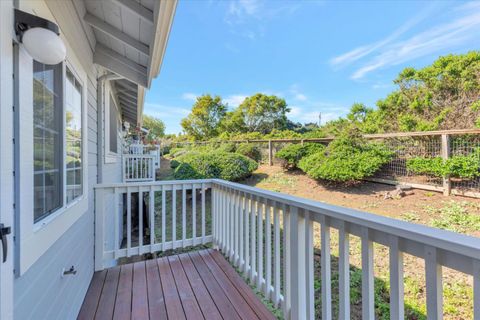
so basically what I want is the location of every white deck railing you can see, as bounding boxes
[95,179,480,320]
[122,154,156,182]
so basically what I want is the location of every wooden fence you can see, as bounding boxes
[164,129,480,198]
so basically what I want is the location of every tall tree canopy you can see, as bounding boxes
[232,93,290,134]
[143,115,166,140]
[181,94,227,140]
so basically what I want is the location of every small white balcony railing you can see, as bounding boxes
[122,154,156,182]
[94,179,480,319]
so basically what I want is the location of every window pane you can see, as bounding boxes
[33,61,63,222]
[66,68,83,204]
[109,97,118,153]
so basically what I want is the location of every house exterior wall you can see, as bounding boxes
[11,1,123,318]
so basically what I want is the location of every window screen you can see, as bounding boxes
[33,61,63,221]
[66,69,83,204]
[109,97,118,153]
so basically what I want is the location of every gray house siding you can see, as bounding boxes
[13,61,99,319]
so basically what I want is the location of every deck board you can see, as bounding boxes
[78,249,276,320]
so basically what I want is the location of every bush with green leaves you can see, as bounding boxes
[235,143,262,162]
[173,151,258,181]
[276,143,325,169]
[298,133,393,182]
[407,149,480,179]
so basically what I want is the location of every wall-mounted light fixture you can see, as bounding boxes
[15,9,66,65]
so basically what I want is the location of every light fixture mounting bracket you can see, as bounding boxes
[14,9,60,42]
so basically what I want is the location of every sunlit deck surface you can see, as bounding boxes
[78,249,275,320]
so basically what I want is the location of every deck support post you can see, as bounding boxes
[94,188,105,271]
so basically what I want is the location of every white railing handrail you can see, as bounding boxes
[122,154,156,182]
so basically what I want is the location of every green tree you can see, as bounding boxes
[143,115,166,141]
[235,93,290,134]
[181,94,227,140]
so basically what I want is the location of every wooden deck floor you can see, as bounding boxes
[78,249,276,320]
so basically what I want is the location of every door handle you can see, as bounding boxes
[0,223,11,263]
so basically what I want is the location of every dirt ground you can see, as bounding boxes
[244,164,480,237]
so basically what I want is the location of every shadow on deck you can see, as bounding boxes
[78,249,275,320]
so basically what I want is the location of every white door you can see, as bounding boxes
[0,1,15,319]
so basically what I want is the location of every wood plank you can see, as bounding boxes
[145,259,167,319]
[113,264,133,320]
[168,255,204,320]
[188,252,241,320]
[209,250,276,320]
[132,262,149,320]
[157,257,186,320]
[78,270,107,320]
[178,254,222,320]
[96,267,121,320]
[198,250,259,320]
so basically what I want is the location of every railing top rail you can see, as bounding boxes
[94,179,212,189]
[210,179,480,260]
[123,154,156,158]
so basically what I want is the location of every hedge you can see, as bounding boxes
[298,134,393,182]
[235,143,262,162]
[275,143,325,169]
[173,151,258,181]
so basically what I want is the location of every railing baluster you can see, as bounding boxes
[389,236,404,320]
[139,190,143,254]
[161,186,166,250]
[338,222,350,320]
[192,184,197,245]
[474,260,480,319]
[182,185,186,248]
[201,183,206,244]
[234,190,240,266]
[283,204,290,317]
[172,185,176,248]
[127,189,132,257]
[239,192,244,269]
[306,211,314,320]
[250,195,256,284]
[113,189,119,260]
[320,215,332,320]
[273,203,281,307]
[257,198,264,290]
[222,188,226,253]
[227,189,233,260]
[361,227,374,320]
[244,193,250,277]
[149,186,155,252]
[265,201,272,298]
[425,246,443,320]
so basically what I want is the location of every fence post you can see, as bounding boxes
[441,134,451,196]
[268,140,273,166]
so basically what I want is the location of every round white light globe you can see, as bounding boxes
[22,27,66,65]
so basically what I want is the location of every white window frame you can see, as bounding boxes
[16,18,88,275]
[104,84,122,163]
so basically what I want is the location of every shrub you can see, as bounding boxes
[173,151,258,181]
[276,143,325,169]
[216,143,236,153]
[407,150,480,179]
[236,143,262,162]
[168,147,189,158]
[298,133,393,182]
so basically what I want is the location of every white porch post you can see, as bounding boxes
[0,1,14,318]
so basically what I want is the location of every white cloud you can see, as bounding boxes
[223,94,247,108]
[288,84,308,102]
[181,93,197,101]
[144,103,190,119]
[295,93,307,101]
[288,105,347,125]
[330,2,480,80]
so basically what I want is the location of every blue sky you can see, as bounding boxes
[144,0,480,134]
